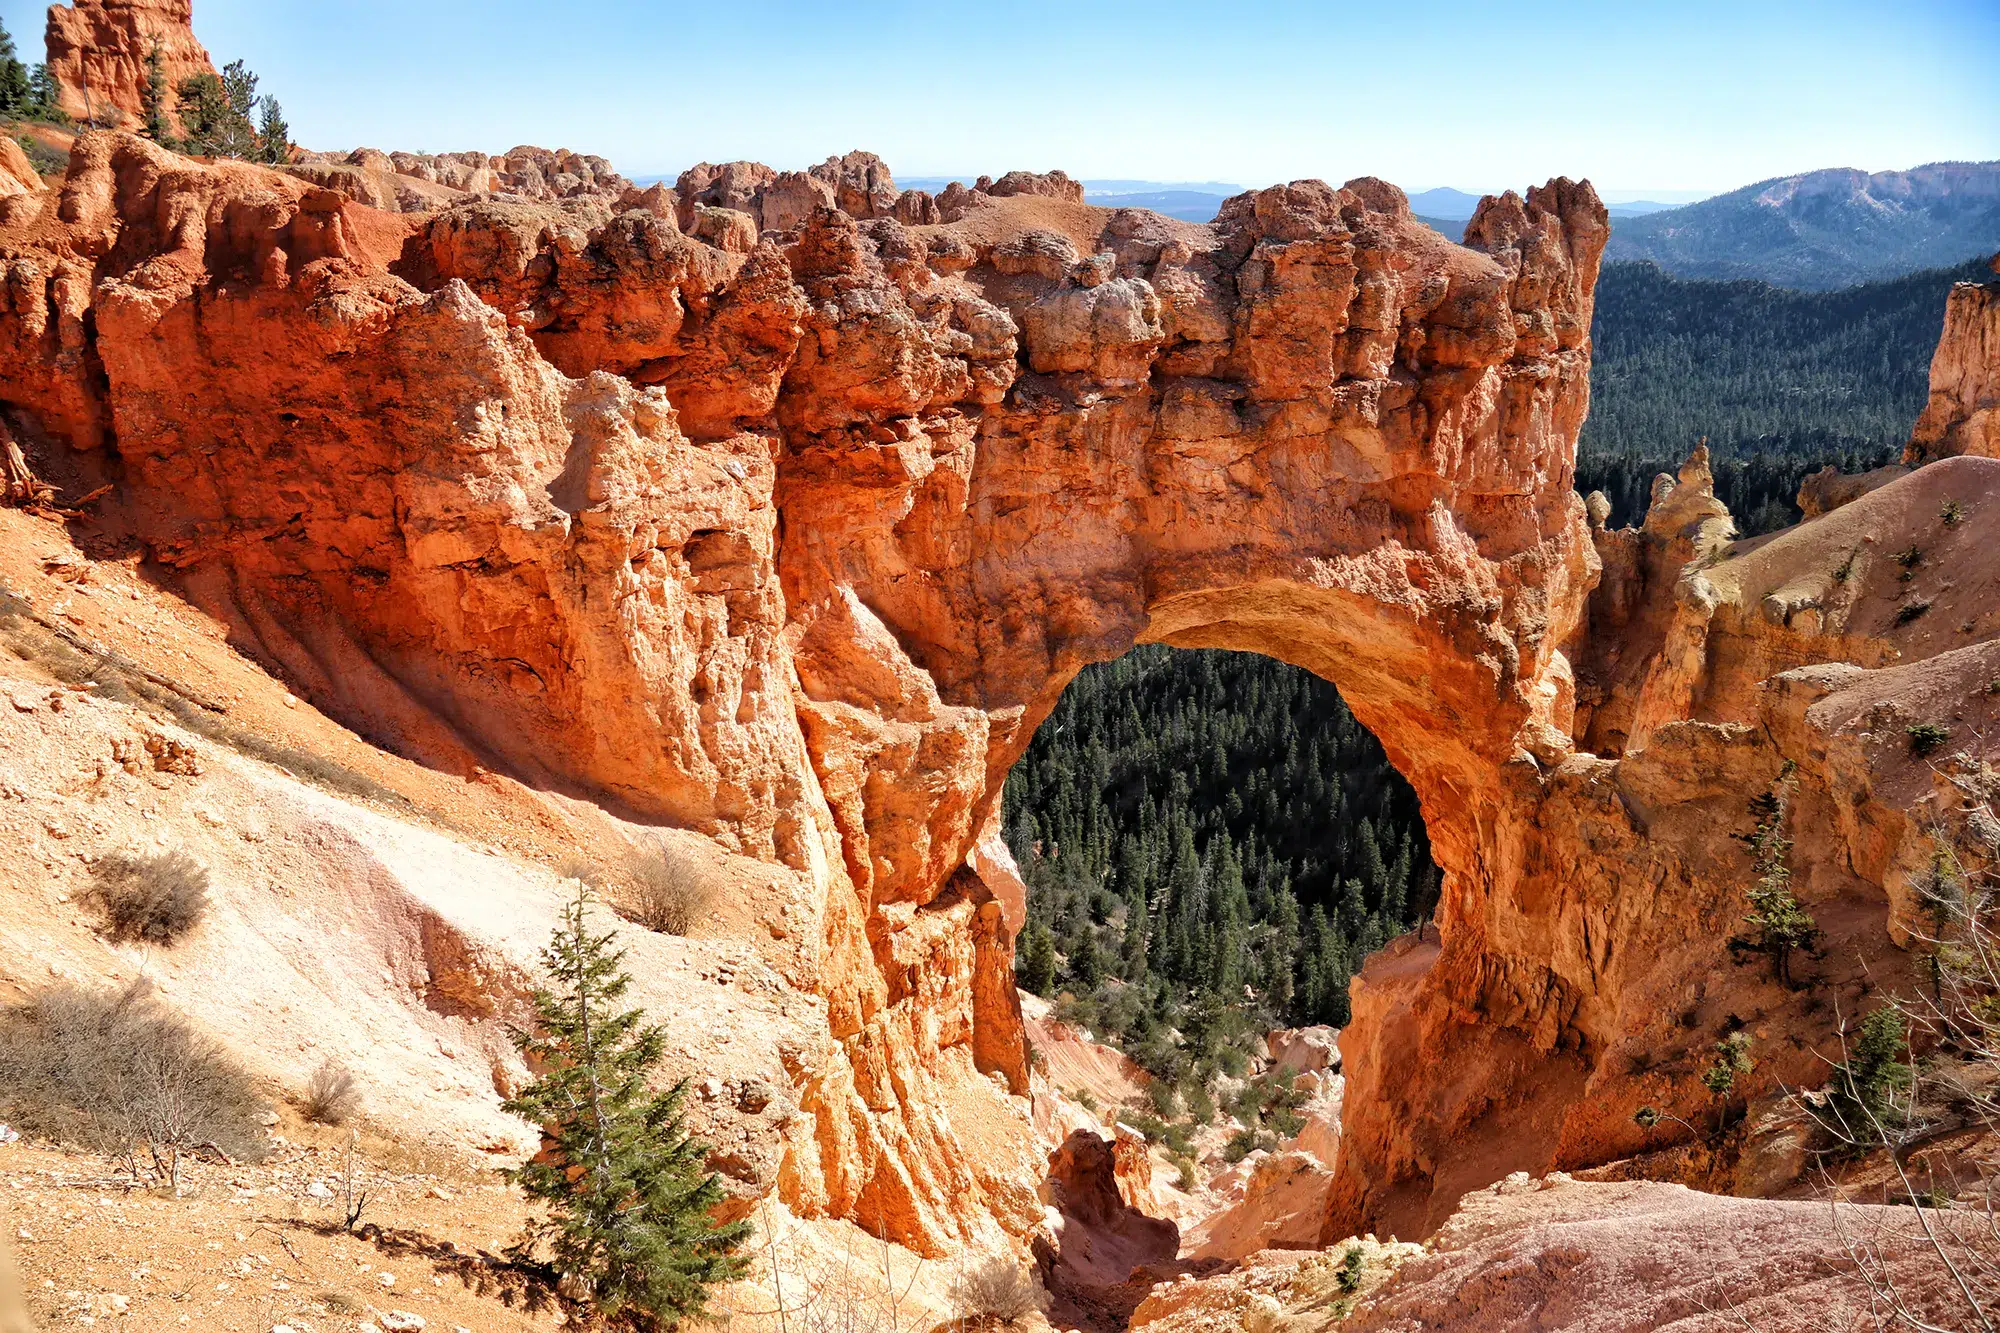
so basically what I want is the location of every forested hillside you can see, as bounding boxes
[1005,254,1970,1094]
[1578,257,1982,531]
[1004,646,1437,1091]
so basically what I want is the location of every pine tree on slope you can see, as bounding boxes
[504,885,748,1326]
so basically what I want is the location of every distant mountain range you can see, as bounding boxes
[1604,161,2000,289]
[1079,189,1237,222]
[1406,187,1676,220]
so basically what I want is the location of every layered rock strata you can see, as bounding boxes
[3,130,1995,1256]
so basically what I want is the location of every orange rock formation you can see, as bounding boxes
[1906,253,2000,464]
[44,0,216,131]
[2,128,1995,1261]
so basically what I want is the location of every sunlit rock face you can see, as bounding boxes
[44,0,217,132]
[1906,254,2000,464]
[8,132,1991,1250]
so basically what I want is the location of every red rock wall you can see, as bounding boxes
[44,0,217,131]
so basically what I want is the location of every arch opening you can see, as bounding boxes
[1004,643,1441,1088]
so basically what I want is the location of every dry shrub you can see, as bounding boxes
[957,1258,1047,1325]
[303,1060,360,1126]
[0,981,266,1186]
[618,839,716,935]
[89,849,210,943]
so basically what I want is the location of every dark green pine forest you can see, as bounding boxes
[1004,646,1439,1093]
[1579,256,1984,532]
[1006,252,1984,1101]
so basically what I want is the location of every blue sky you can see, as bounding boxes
[3,0,1994,197]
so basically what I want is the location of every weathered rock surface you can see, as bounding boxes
[1907,253,2000,464]
[44,0,216,132]
[1182,1150,1335,1262]
[5,124,1998,1272]
[1038,1129,1184,1330]
[0,138,42,197]
[1342,1174,1981,1331]
[1133,1175,1980,1333]
[284,144,634,214]
[1796,460,1906,516]
[1267,1026,1340,1077]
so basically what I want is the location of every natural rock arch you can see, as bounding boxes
[3,134,1966,1251]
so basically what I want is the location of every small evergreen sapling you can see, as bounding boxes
[1821,1008,1913,1147]
[504,885,748,1326]
[254,96,289,164]
[1727,786,1821,988]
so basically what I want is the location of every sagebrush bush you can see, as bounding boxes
[0,981,266,1184]
[89,850,210,943]
[303,1060,360,1126]
[618,840,715,935]
[957,1258,1047,1324]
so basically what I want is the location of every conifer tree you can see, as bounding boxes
[504,885,749,1326]
[1070,928,1103,990]
[27,64,66,123]
[1017,922,1057,997]
[0,20,30,116]
[254,96,289,164]
[1120,888,1150,980]
[140,42,173,143]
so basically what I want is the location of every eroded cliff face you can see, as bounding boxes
[4,131,1993,1255]
[44,0,216,131]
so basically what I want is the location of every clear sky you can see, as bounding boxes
[3,0,1994,198]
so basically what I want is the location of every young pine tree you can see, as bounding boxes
[504,885,749,1326]
[254,95,289,163]
[1017,920,1058,997]
[1727,786,1820,988]
[27,65,67,123]
[141,42,173,143]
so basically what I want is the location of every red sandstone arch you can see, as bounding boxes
[3,136,1948,1252]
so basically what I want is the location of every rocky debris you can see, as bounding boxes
[1285,1072,1343,1171]
[1906,252,2000,464]
[980,168,1085,202]
[1130,1236,1419,1333]
[1036,1129,1185,1331]
[671,155,1089,235]
[1265,1027,1339,1077]
[280,158,465,215]
[284,144,634,214]
[1797,461,1907,516]
[44,0,217,132]
[675,152,905,234]
[1182,1150,1337,1262]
